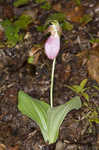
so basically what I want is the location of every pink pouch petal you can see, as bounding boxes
[45,35,60,60]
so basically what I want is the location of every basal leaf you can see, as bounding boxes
[18,90,50,141]
[47,96,81,144]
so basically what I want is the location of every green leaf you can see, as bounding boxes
[93,85,99,91]
[18,90,50,141]
[89,118,99,124]
[80,79,88,89]
[18,91,81,144]
[72,85,82,93]
[81,88,88,92]
[66,85,77,92]
[14,0,29,7]
[81,92,89,101]
[47,96,81,144]
[66,85,82,93]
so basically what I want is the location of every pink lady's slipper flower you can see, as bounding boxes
[45,21,61,60]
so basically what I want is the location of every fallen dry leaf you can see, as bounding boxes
[76,45,99,83]
[53,3,62,12]
[87,46,99,83]
[0,30,4,40]
[3,5,14,18]
[28,46,42,65]
[0,144,6,150]
[8,145,20,150]
[64,5,85,23]
[53,0,86,23]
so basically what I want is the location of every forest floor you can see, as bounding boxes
[0,0,99,150]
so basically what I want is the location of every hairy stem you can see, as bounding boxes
[50,58,56,108]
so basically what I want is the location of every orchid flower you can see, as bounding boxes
[18,20,81,145]
[45,21,61,60]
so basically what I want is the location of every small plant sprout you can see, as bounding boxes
[18,20,82,144]
[66,79,89,101]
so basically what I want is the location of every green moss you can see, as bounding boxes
[90,38,99,44]
[14,0,30,7]
[74,0,81,6]
[1,15,32,46]
[27,56,34,64]
[80,14,92,24]
[40,2,51,10]
[35,0,45,3]
[47,13,66,22]
[14,15,32,29]
[61,21,73,31]
[36,25,46,32]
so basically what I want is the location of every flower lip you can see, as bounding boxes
[45,34,60,60]
[44,20,61,60]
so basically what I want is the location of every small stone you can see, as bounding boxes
[55,141,64,150]
[66,144,77,150]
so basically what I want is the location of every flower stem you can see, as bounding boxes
[50,58,56,108]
